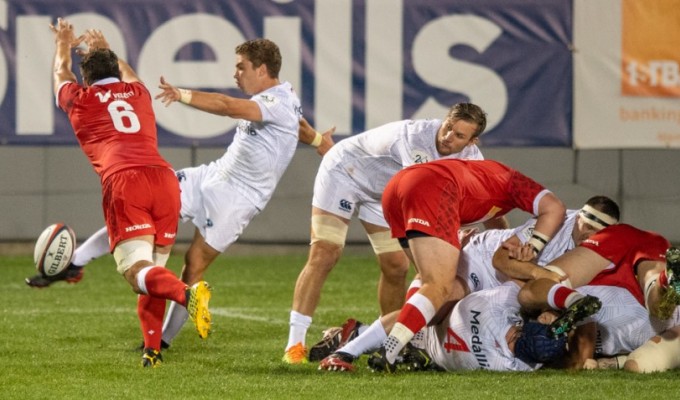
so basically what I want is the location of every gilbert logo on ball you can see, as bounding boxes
[34,223,76,277]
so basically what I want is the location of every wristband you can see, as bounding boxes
[528,231,549,254]
[310,131,323,148]
[178,88,192,104]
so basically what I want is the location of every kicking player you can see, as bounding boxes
[33,36,332,351]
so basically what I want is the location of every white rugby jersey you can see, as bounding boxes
[458,210,578,292]
[426,282,539,371]
[321,119,483,200]
[577,285,655,356]
[215,82,301,209]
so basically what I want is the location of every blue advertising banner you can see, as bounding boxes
[0,0,572,147]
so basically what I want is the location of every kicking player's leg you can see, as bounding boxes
[162,229,220,344]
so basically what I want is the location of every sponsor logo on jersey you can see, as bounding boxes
[595,329,603,356]
[259,94,278,105]
[470,273,480,290]
[408,217,430,227]
[164,232,176,239]
[239,120,257,136]
[112,91,134,100]
[95,90,112,103]
[469,309,489,369]
[339,199,352,212]
[125,223,152,232]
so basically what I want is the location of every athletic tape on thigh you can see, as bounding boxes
[544,265,573,288]
[367,230,402,254]
[310,215,348,247]
[627,335,680,373]
[114,240,154,274]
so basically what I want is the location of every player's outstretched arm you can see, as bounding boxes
[50,18,79,94]
[155,76,263,121]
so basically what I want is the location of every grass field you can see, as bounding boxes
[2,247,680,399]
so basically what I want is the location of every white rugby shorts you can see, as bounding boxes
[312,163,387,227]
[178,164,260,253]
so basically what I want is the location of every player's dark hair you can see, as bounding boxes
[445,103,488,137]
[585,195,620,221]
[80,48,121,86]
[236,38,282,79]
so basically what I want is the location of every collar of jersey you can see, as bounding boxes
[92,77,121,86]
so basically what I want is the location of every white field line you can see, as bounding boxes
[3,306,288,325]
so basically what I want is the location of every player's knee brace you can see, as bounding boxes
[367,230,403,255]
[310,215,348,247]
[625,335,680,373]
[113,240,154,274]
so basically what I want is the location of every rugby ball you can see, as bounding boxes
[34,223,76,277]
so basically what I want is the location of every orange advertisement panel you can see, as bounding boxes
[622,0,680,97]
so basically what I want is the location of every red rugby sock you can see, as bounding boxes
[138,294,166,351]
[144,267,188,305]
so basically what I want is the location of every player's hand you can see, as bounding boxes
[155,76,180,106]
[49,18,80,46]
[501,240,536,262]
[80,29,110,52]
[316,126,336,156]
[457,227,479,248]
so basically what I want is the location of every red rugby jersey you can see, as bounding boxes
[57,79,171,182]
[582,223,669,305]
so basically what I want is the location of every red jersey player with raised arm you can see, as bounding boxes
[51,18,211,367]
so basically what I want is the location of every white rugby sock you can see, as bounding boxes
[71,226,109,267]
[338,318,387,358]
[286,311,312,349]
[162,301,189,344]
